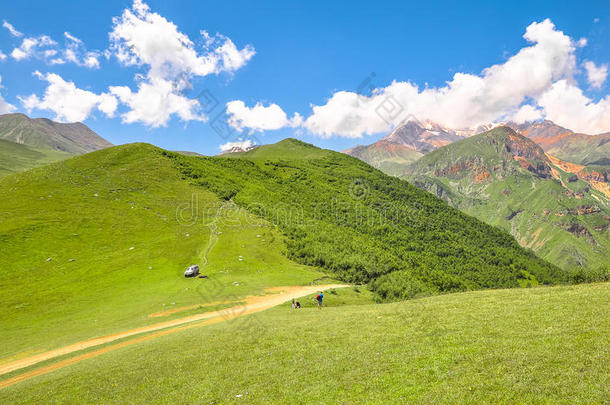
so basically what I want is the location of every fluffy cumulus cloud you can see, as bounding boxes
[107,0,255,127]
[509,104,544,124]
[226,100,302,132]
[302,19,583,137]
[583,60,608,89]
[218,139,255,153]
[19,71,117,122]
[109,78,201,126]
[6,26,100,68]
[0,74,16,114]
[232,18,607,137]
[537,80,610,134]
[11,35,57,61]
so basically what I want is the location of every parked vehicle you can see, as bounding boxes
[184,265,199,278]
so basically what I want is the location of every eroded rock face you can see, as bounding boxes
[578,169,609,183]
[505,132,553,179]
[567,205,602,215]
[559,222,592,238]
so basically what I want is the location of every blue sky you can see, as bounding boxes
[0,0,608,154]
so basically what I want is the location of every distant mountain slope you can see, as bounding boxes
[0,113,112,154]
[405,127,610,274]
[381,120,465,153]
[0,113,112,177]
[509,120,610,165]
[343,141,422,176]
[342,120,464,175]
[0,139,72,177]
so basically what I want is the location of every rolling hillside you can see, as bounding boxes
[175,138,568,297]
[0,139,72,177]
[0,143,327,358]
[0,139,570,358]
[0,113,113,177]
[509,120,610,165]
[405,127,610,274]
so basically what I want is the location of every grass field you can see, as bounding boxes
[1,140,606,403]
[0,139,72,178]
[0,283,607,403]
[0,143,324,358]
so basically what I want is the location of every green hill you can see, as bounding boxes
[173,138,568,294]
[545,133,610,166]
[0,143,325,358]
[0,139,72,177]
[0,113,114,177]
[405,127,610,275]
[0,139,571,356]
[343,140,423,176]
[1,282,607,403]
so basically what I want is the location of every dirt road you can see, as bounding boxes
[0,284,348,389]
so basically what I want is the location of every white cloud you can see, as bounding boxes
[583,60,608,89]
[302,18,579,137]
[107,0,255,126]
[7,30,100,68]
[219,139,255,152]
[226,100,302,132]
[0,50,6,61]
[0,74,16,114]
[509,104,543,124]
[214,36,256,72]
[11,35,56,60]
[538,80,610,134]
[2,21,22,37]
[63,32,101,68]
[19,72,117,122]
[576,37,587,47]
[109,78,203,127]
[64,32,82,44]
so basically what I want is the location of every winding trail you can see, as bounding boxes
[0,284,348,389]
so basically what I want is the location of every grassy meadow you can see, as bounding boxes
[0,143,324,358]
[0,283,607,404]
[0,139,72,178]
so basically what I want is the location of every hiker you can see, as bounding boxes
[316,291,323,309]
[295,301,301,309]
[291,298,296,309]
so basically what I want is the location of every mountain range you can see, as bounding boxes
[344,119,609,172]
[344,120,609,274]
[0,113,112,177]
[509,120,610,165]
